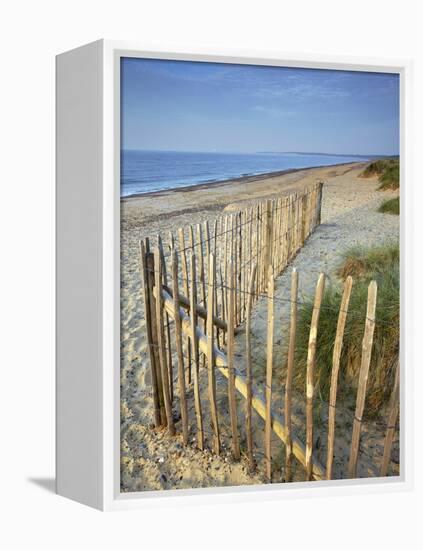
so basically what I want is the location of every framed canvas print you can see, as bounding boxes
[56,40,412,510]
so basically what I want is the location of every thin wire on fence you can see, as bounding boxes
[155,187,320,259]
[148,181,324,327]
[142,267,399,330]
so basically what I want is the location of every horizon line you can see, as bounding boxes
[121,148,398,158]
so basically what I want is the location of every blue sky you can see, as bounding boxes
[121,58,399,156]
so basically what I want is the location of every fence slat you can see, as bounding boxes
[178,227,191,385]
[255,205,260,298]
[158,235,173,403]
[265,267,275,482]
[294,193,299,253]
[239,210,243,323]
[204,220,210,261]
[348,280,378,479]
[153,247,175,435]
[219,267,226,346]
[227,260,240,460]
[275,199,282,273]
[284,197,290,269]
[139,240,161,428]
[196,224,206,369]
[245,261,257,471]
[188,224,194,252]
[223,215,229,321]
[189,253,204,450]
[284,268,298,482]
[326,275,353,480]
[247,207,253,297]
[238,211,242,324]
[305,273,326,481]
[145,249,166,425]
[265,200,273,289]
[233,214,239,325]
[212,219,220,346]
[171,249,189,445]
[207,253,220,455]
[287,195,293,261]
[380,358,400,477]
[169,230,175,251]
[317,181,323,226]
[258,204,263,293]
[196,224,206,309]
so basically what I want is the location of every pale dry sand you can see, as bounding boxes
[120,162,400,492]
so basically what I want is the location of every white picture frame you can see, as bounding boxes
[56,39,412,511]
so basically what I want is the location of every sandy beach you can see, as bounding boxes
[120,161,400,492]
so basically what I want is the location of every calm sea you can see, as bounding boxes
[120,150,369,197]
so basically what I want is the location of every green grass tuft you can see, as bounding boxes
[360,159,400,190]
[336,243,399,280]
[378,197,399,215]
[361,160,394,178]
[292,243,399,418]
[377,164,400,190]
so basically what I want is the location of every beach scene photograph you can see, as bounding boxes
[119,57,400,492]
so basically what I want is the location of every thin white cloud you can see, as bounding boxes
[253,105,296,117]
[255,82,350,100]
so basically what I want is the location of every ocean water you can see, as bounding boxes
[120,150,369,197]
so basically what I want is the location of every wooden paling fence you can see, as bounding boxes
[172,181,323,332]
[139,183,399,482]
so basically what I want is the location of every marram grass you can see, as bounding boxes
[378,196,399,215]
[360,158,400,190]
[291,243,399,418]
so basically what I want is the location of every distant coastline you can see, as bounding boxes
[257,151,397,158]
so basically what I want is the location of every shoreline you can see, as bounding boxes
[121,160,366,201]
[120,161,369,232]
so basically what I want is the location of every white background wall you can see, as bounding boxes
[1,0,421,547]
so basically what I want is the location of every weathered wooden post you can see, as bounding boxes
[145,243,166,426]
[154,247,175,435]
[326,276,353,479]
[139,239,161,428]
[227,260,240,460]
[207,253,220,455]
[245,262,257,471]
[284,268,298,482]
[265,266,275,482]
[178,227,192,385]
[316,180,324,226]
[305,273,326,481]
[158,235,173,403]
[348,280,377,478]
[265,199,273,289]
[189,253,204,450]
[171,249,189,445]
[380,358,400,477]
